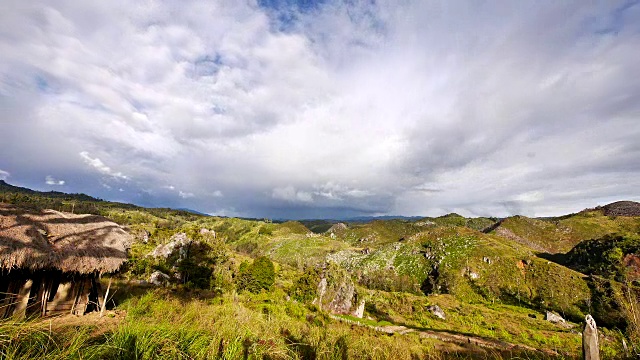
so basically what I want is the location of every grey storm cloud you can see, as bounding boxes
[0,0,639,219]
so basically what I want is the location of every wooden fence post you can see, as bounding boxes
[100,278,112,317]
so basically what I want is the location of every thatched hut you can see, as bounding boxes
[0,203,131,318]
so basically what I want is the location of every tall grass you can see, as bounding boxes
[615,280,640,358]
[0,287,587,359]
[0,318,102,359]
[0,289,442,359]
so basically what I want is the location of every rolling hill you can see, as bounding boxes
[1,181,640,358]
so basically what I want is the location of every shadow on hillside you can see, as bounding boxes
[536,252,569,266]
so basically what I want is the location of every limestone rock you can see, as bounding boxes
[327,278,354,314]
[149,271,171,286]
[428,305,446,320]
[353,299,365,318]
[583,314,599,360]
[327,223,347,233]
[317,278,327,300]
[149,232,192,259]
[545,311,565,324]
[465,267,479,279]
[317,265,356,315]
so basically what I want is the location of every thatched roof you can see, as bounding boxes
[0,203,131,274]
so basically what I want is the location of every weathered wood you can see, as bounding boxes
[41,278,50,317]
[583,314,599,360]
[100,278,112,317]
[46,282,74,315]
[24,277,45,317]
[70,280,84,315]
[0,281,20,318]
[14,280,33,319]
[96,280,105,314]
[74,278,91,315]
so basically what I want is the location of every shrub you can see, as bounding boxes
[237,257,276,293]
[258,225,274,236]
[236,241,259,255]
[292,268,320,302]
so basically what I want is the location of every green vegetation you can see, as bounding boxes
[291,267,321,302]
[1,182,640,358]
[238,257,276,293]
[564,234,640,281]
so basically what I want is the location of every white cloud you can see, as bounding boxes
[0,1,639,218]
[79,151,128,180]
[0,170,9,180]
[45,175,65,186]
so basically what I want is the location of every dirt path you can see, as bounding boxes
[330,315,559,356]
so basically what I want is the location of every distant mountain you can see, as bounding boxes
[176,207,210,216]
[0,180,101,202]
[0,180,202,218]
[342,215,424,223]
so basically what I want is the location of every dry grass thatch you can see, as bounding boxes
[0,203,131,274]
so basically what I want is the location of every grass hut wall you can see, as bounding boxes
[0,203,131,318]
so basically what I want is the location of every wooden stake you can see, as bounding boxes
[41,279,49,317]
[100,278,112,317]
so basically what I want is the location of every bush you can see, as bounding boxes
[258,225,274,236]
[237,257,276,293]
[291,268,320,302]
[236,241,259,255]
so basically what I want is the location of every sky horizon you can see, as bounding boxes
[1,177,633,220]
[1,1,639,219]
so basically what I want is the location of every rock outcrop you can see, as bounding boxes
[316,263,357,315]
[149,232,192,259]
[326,223,348,239]
[149,270,170,286]
[353,299,365,318]
[428,305,446,320]
[545,311,565,324]
[583,315,599,360]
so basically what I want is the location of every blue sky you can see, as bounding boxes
[1,0,639,219]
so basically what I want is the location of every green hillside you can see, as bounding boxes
[492,210,640,253]
[1,183,640,358]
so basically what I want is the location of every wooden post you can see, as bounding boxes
[14,280,33,319]
[583,314,599,360]
[70,280,84,315]
[41,279,50,317]
[100,278,112,317]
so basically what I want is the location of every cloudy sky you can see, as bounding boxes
[1,0,639,219]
